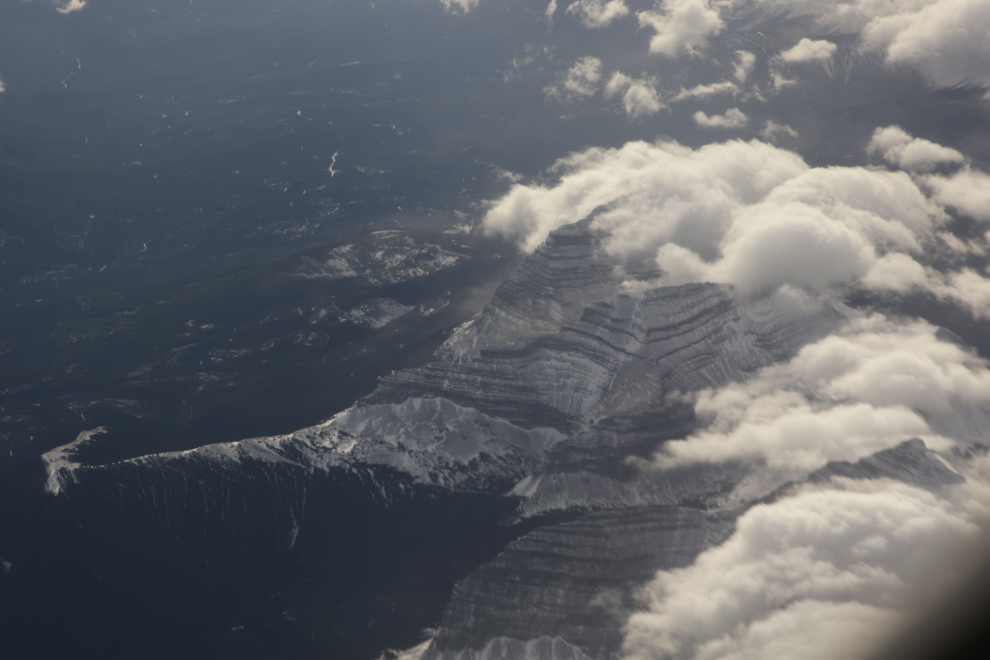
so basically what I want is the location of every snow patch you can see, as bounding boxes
[42,427,107,495]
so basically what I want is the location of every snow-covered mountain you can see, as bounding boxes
[37,219,965,659]
[47,220,852,510]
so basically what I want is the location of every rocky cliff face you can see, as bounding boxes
[417,439,963,660]
[435,220,628,363]
[424,505,735,660]
[30,220,944,660]
[48,220,852,515]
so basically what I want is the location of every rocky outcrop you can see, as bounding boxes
[419,439,966,660]
[422,505,734,660]
[27,219,968,660]
[435,220,626,363]
[49,221,854,512]
[809,438,964,489]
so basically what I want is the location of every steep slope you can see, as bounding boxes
[423,505,735,660]
[419,440,964,660]
[29,219,870,660]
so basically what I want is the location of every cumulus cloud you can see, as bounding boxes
[604,73,664,117]
[637,0,724,58]
[748,0,990,88]
[862,0,990,88]
[56,0,87,12]
[654,315,990,472]
[868,126,966,172]
[544,56,603,101]
[733,51,756,82]
[761,120,798,141]
[440,0,479,14]
[483,132,990,314]
[924,168,990,221]
[694,108,748,128]
[0,75,5,94]
[624,475,990,660]
[626,0,990,88]
[778,38,838,62]
[566,0,630,28]
[770,71,799,91]
[934,268,990,318]
[621,82,663,117]
[670,81,739,103]
[546,0,558,24]
[860,253,990,321]
[483,138,808,254]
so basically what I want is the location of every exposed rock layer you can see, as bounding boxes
[424,505,735,660]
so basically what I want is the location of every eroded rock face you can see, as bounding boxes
[51,220,852,511]
[420,438,966,660]
[809,438,965,489]
[35,220,924,660]
[423,506,735,660]
[436,220,627,364]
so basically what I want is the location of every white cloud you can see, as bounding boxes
[862,0,990,88]
[778,38,838,62]
[749,0,990,88]
[544,56,603,101]
[935,268,990,318]
[604,72,633,98]
[733,51,757,82]
[860,252,930,293]
[0,75,5,93]
[482,134,990,319]
[860,255,990,322]
[483,138,808,254]
[770,71,799,90]
[689,600,901,660]
[624,476,990,660]
[605,72,664,117]
[56,0,87,12]
[566,0,630,28]
[670,81,739,103]
[694,108,748,128]
[761,120,799,141]
[545,0,558,24]
[638,0,724,58]
[868,125,966,172]
[655,315,990,473]
[622,81,664,117]
[440,0,479,14]
[924,168,990,221]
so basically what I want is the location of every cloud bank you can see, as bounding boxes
[627,310,990,660]
[483,129,990,316]
[624,473,990,660]
[620,0,990,91]
[748,0,990,88]
[482,125,990,660]
[656,315,990,472]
